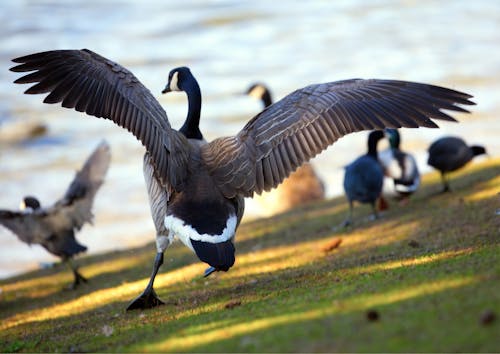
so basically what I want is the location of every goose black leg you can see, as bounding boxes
[127,252,165,311]
[66,259,87,290]
[342,201,354,227]
[440,173,451,193]
[369,201,379,221]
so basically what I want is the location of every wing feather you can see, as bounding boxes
[47,141,112,231]
[11,49,189,190]
[202,79,474,198]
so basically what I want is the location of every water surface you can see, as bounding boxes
[1,0,499,278]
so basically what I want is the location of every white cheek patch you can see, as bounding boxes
[169,71,180,91]
[19,200,34,213]
[248,84,266,100]
[164,214,237,253]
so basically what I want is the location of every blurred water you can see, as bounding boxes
[0,0,499,279]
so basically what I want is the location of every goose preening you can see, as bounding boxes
[0,140,110,289]
[343,130,385,226]
[10,49,474,310]
[245,82,325,213]
[378,128,421,200]
[427,136,487,192]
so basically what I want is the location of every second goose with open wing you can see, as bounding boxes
[11,49,474,310]
[0,140,110,289]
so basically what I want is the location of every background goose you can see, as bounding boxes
[245,82,325,213]
[378,128,420,201]
[0,140,110,289]
[246,83,273,108]
[343,130,385,226]
[11,49,474,310]
[427,136,487,192]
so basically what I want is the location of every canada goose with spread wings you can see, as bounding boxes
[11,49,474,309]
[0,140,110,289]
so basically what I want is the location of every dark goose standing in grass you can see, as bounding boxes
[343,130,385,226]
[10,49,474,310]
[427,136,487,192]
[245,82,325,211]
[0,140,110,289]
[378,128,421,200]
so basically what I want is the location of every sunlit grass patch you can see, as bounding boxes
[0,158,499,352]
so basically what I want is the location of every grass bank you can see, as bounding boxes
[1,158,499,352]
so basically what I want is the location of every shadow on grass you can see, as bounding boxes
[2,244,497,352]
[0,160,498,352]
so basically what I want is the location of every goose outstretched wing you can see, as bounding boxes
[202,79,474,198]
[53,140,111,230]
[0,210,51,245]
[11,49,189,190]
[0,141,110,245]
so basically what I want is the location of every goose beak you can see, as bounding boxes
[162,86,171,94]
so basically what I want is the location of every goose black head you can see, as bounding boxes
[162,66,203,140]
[385,128,401,149]
[471,145,487,157]
[162,67,193,94]
[191,239,235,275]
[245,83,273,108]
[20,196,41,211]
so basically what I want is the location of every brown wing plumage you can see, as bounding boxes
[10,49,189,190]
[52,140,111,230]
[202,79,474,198]
[0,210,49,245]
[0,141,111,245]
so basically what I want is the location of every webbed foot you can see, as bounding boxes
[126,288,165,311]
[66,268,88,290]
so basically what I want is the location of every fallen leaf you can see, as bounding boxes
[480,310,496,326]
[321,238,343,253]
[225,300,242,309]
[366,309,380,322]
[408,240,420,248]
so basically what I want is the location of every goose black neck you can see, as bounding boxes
[261,90,273,108]
[367,131,384,158]
[179,77,203,140]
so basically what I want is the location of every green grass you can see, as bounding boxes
[1,158,499,352]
